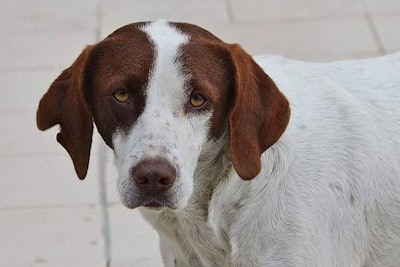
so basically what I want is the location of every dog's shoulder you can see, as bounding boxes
[209,52,400,266]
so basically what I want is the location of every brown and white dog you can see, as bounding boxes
[37,20,400,266]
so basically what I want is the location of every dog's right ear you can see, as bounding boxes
[227,44,290,180]
[37,46,93,180]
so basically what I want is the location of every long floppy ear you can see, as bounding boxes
[228,44,290,180]
[36,46,93,180]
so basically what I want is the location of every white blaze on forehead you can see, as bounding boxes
[141,20,190,104]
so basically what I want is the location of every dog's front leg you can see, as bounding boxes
[159,236,177,267]
[159,235,204,267]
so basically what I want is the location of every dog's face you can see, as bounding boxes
[37,20,290,210]
[88,21,233,209]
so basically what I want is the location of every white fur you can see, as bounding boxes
[115,21,400,266]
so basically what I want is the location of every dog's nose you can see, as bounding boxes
[131,159,176,194]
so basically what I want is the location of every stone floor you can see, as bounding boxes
[1,0,399,266]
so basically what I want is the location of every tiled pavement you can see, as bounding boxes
[1,0,399,266]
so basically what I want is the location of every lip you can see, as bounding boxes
[143,201,163,208]
[121,197,163,210]
[121,192,178,210]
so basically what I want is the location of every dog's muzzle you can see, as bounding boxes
[130,158,177,208]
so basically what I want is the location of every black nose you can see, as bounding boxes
[130,159,176,194]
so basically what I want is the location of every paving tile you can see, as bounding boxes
[0,154,100,208]
[1,111,61,156]
[0,30,96,71]
[229,0,365,21]
[0,0,98,34]
[101,0,229,37]
[0,206,105,266]
[371,15,400,53]
[365,0,400,14]
[31,261,106,267]
[197,17,378,57]
[293,50,382,62]
[113,257,164,267]
[0,70,60,111]
[108,205,162,264]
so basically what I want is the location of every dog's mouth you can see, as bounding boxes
[142,197,179,210]
[142,200,167,209]
[143,201,162,207]
[141,201,168,211]
[121,194,179,210]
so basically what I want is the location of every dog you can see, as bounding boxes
[37,20,400,266]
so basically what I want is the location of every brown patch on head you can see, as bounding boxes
[175,23,234,139]
[174,22,290,180]
[36,22,155,179]
[85,23,155,147]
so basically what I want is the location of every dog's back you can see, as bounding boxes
[249,53,400,266]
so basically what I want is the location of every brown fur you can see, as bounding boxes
[36,46,93,179]
[227,44,290,180]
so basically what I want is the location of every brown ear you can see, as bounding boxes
[37,46,93,180]
[228,44,290,180]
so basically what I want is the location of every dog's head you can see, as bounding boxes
[37,20,290,210]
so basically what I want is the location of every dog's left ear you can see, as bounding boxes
[36,46,94,180]
[227,44,290,180]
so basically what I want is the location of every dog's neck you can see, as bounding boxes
[140,131,232,266]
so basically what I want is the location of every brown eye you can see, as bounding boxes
[113,89,129,102]
[190,93,207,108]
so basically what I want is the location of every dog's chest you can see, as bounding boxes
[139,148,242,266]
[140,194,235,266]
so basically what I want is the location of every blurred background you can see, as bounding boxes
[1,0,399,266]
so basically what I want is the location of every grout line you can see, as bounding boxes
[0,153,66,159]
[365,15,385,54]
[0,108,36,114]
[0,27,95,36]
[0,66,66,73]
[98,141,112,267]
[225,12,368,25]
[96,0,103,41]
[95,2,110,265]
[223,11,364,25]
[225,0,234,23]
[362,0,385,55]
[0,203,98,211]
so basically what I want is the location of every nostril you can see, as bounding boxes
[159,177,173,186]
[136,176,149,185]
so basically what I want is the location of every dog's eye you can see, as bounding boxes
[190,93,207,108]
[113,89,129,102]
